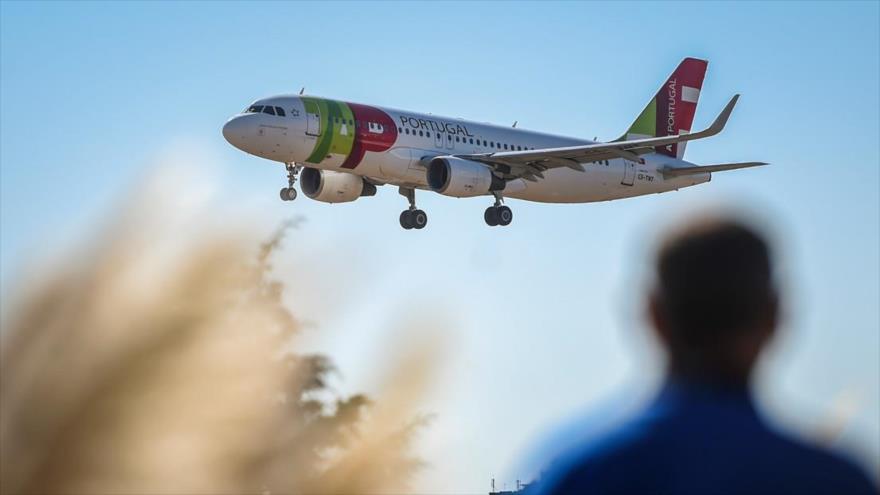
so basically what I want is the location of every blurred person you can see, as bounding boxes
[537,217,877,494]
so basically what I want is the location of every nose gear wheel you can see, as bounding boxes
[280,163,301,202]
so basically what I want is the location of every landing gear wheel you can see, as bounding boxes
[281,163,301,201]
[398,187,426,231]
[399,210,414,230]
[497,206,512,226]
[411,209,428,229]
[484,207,500,227]
[280,187,297,201]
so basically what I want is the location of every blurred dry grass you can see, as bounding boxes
[1,194,433,494]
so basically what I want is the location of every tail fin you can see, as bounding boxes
[623,57,708,158]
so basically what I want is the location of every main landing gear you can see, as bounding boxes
[280,162,301,201]
[398,187,427,230]
[484,193,513,227]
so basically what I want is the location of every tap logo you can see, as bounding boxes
[300,97,397,170]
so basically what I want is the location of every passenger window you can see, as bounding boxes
[503,144,508,150]
[398,127,402,133]
[455,136,460,142]
[470,138,474,144]
[275,107,285,116]
[419,130,424,136]
[483,140,487,146]
[263,106,276,115]
[427,132,431,137]
[517,146,522,151]
[349,119,353,125]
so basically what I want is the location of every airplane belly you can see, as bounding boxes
[506,168,609,203]
[374,147,428,186]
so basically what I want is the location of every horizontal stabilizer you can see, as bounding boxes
[660,161,768,178]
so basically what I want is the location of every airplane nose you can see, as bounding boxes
[222,116,250,150]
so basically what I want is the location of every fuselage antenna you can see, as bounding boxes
[299,87,305,95]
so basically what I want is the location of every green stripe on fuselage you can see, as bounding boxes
[302,97,354,164]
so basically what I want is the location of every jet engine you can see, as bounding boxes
[426,157,505,198]
[300,168,377,204]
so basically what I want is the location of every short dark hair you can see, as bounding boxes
[654,217,776,346]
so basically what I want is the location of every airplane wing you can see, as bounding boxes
[453,95,740,182]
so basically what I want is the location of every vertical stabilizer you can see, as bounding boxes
[623,57,708,158]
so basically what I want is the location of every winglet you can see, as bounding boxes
[670,94,739,142]
[705,94,739,136]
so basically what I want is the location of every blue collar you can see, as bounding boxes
[651,375,761,421]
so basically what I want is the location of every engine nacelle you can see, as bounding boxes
[427,157,505,198]
[300,168,377,204]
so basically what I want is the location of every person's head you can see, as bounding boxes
[648,216,779,385]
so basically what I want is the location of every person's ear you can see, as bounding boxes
[648,291,672,348]
[761,290,780,340]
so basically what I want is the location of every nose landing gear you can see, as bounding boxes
[398,187,427,230]
[484,193,513,227]
[280,163,301,201]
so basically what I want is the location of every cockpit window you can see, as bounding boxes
[244,104,285,116]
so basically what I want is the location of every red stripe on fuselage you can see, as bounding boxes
[341,103,398,169]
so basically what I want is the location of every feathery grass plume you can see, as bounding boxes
[1,175,431,494]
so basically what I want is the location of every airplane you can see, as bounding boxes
[222,57,766,230]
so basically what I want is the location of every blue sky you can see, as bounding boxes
[2,1,878,492]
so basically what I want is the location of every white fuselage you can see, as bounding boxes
[222,95,710,203]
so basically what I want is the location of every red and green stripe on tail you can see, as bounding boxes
[625,57,708,158]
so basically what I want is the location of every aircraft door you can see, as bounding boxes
[445,133,454,150]
[434,131,443,148]
[306,109,321,136]
[621,160,636,186]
